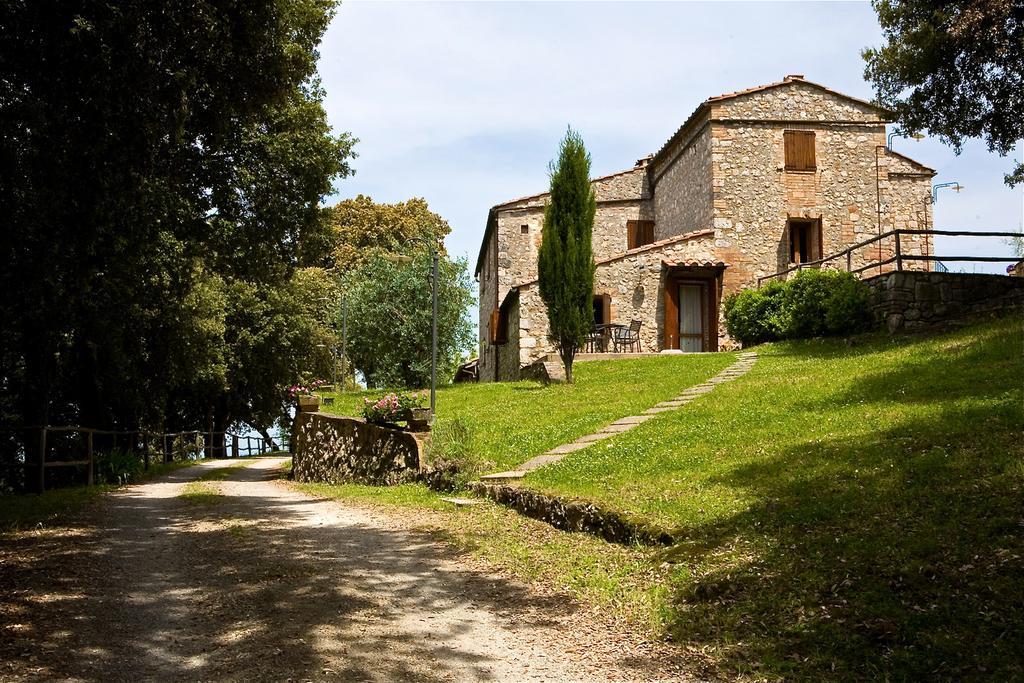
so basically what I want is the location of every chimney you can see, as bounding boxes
[785,74,805,81]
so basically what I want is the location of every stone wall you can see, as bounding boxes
[291,412,427,485]
[710,79,883,122]
[652,125,713,239]
[495,291,521,381]
[509,231,721,367]
[866,271,1024,333]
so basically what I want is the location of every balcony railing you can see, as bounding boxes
[757,229,1022,287]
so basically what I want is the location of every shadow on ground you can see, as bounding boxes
[0,461,595,682]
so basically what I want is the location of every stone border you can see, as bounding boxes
[469,482,675,547]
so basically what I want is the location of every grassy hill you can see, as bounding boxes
[311,317,1023,679]
[320,352,735,474]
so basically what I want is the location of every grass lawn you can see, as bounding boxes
[526,316,1024,679]
[320,352,736,473]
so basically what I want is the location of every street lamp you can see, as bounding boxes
[887,130,926,149]
[385,237,440,419]
[932,181,964,204]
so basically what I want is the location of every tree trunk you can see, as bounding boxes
[559,345,575,384]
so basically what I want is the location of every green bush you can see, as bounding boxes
[723,280,786,346]
[824,271,873,335]
[422,417,488,491]
[725,270,873,346]
[95,448,144,485]
[777,269,835,338]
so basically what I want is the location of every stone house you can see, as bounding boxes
[475,75,936,382]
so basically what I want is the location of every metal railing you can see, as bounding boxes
[757,229,1022,287]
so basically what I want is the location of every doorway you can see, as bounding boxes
[663,269,721,352]
[678,284,705,352]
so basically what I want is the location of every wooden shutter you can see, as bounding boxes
[639,220,655,246]
[627,220,655,249]
[784,131,816,171]
[489,308,501,344]
[811,219,823,260]
[626,220,638,249]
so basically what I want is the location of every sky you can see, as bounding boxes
[317,0,1024,278]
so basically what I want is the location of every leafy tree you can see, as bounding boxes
[304,195,452,272]
[863,0,1024,185]
[344,253,475,389]
[537,129,596,384]
[0,1,354,486]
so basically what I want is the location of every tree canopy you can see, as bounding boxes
[537,128,596,384]
[0,0,354,486]
[343,253,475,389]
[304,195,453,273]
[863,0,1024,185]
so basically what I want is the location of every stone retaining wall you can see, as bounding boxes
[866,271,1024,333]
[292,412,428,485]
[470,482,674,547]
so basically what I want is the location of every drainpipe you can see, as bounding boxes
[875,145,885,275]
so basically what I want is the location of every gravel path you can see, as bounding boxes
[0,458,687,682]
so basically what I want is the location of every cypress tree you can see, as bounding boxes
[538,128,596,384]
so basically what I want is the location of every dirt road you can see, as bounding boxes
[0,458,683,682]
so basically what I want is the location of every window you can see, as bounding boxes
[788,218,823,264]
[520,224,529,234]
[627,220,655,249]
[784,130,816,171]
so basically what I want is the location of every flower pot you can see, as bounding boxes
[297,395,321,413]
[406,407,432,432]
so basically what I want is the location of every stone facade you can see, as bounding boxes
[476,76,940,382]
[866,271,1024,333]
[291,412,427,485]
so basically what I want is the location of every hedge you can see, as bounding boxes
[724,270,872,347]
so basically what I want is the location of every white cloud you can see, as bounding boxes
[319,1,1023,274]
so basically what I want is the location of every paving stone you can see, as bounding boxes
[480,470,526,481]
[520,454,568,470]
[546,442,593,454]
[598,423,637,433]
[643,406,676,414]
[575,432,615,443]
[441,497,482,507]
[611,415,654,425]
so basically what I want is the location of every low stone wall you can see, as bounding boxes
[470,482,674,546]
[866,271,1024,333]
[292,412,428,485]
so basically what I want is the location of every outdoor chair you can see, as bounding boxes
[585,326,606,353]
[612,320,642,353]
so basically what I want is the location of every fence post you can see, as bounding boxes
[86,430,94,486]
[894,231,903,271]
[38,426,47,494]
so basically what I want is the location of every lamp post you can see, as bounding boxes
[932,181,964,204]
[887,130,926,149]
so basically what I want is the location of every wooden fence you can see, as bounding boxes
[0,425,276,493]
[757,229,1021,287]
